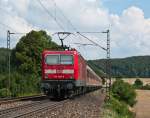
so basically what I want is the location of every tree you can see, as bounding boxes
[12,30,62,75]
[133,79,143,89]
[0,48,8,74]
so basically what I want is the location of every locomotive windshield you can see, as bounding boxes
[60,55,73,64]
[45,55,59,64]
[45,55,73,65]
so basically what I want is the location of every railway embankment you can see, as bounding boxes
[39,89,105,118]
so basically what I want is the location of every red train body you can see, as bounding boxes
[41,49,102,98]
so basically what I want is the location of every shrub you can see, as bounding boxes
[112,79,136,107]
[0,88,11,97]
[0,72,41,97]
[104,96,135,118]
[142,84,150,90]
[133,79,143,89]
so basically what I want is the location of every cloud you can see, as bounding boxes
[0,0,150,59]
[0,0,37,48]
[110,6,150,57]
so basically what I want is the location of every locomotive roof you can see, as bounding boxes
[43,50,78,54]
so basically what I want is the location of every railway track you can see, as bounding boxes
[0,99,68,118]
[0,94,46,105]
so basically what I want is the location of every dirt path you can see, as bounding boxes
[134,90,150,118]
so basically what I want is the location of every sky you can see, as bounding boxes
[102,0,150,18]
[0,0,150,60]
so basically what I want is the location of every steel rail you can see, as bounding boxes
[14,100,68,118]
[0,94,46,105]
[0,99,51,118]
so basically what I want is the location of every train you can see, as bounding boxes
[41,49,103,98]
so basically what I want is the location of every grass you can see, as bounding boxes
[17,92,41,97]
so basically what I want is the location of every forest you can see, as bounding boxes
[89,56,150,78]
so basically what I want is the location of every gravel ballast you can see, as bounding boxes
[0,101,32,110]
[38,89,105,118]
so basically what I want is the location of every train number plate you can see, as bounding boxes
[56,69,63,73]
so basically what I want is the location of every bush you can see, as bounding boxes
[142,84,150,90]
[133,79,150,90]
[0,72,41,97]
[133,79,143,89]
[0,88,11,97]
[104,96,135,118]
[112,79,136,107]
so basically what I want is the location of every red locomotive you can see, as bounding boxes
[41,49,102,98]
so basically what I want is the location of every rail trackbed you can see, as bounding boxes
[0,95,46,105]
[0,99,68,118]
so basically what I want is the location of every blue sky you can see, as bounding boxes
[0,0,150,59]
[102,0,150,18]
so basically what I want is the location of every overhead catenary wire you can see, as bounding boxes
[0,23,27,34]
[77,32,107,51]
[48,1,108,50]
[77,31,104,34]
[64,32,108,58]
[0,8,28,34]
[73,43,94,46]
[73,42,106,58]
[0,7,18,33]
[50,0,77,32]
[38,0,106,52]
[0,25,27,35]
[0,0,108,56]
[37,0,65,31]
[0,0,106,52]
[0,22,17,32]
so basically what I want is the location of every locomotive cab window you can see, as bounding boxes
[45,55,59,64]
[60,55,73,64]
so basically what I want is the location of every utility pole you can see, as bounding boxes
[7,30,10,97]
[7,30,15,97]
[6,30,26,97]
[102,29,111,99]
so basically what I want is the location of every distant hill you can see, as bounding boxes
[88,56,150,78]
[87,60,106,78]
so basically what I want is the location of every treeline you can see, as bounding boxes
[0,30,62,97]
[89,56,150,78]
